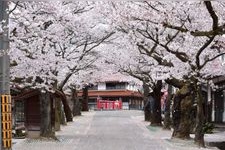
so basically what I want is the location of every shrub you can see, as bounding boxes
[203,122,214,134]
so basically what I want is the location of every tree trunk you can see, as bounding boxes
[194,83,205,147]
[177,94,192,138]
[54,97,61,131]
[60,103,67,125]
[151,80,162,126]
[60,92,73,122]
[163,85,172,129]
[172,91,181,137]
[82,86,89,111]
[40,90,54,137]
[143,82,151,121]
[71,88,81,116]
[54,79,72,123]
[172,83,193,139]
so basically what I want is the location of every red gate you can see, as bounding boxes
[97,99,122,110]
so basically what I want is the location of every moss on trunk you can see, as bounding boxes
[172,83,193,139]
[176,94,192,138]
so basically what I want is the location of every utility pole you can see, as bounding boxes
[0,1,11,150]
[0,1,10,94]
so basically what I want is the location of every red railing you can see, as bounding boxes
[97,99,122,110]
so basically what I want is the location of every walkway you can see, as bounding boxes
[13,110,219,150]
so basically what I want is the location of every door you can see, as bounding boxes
[25,96,41,130]
[214,90,224,123]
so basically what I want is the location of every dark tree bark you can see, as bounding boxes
[163,85,172,130]
[82,86,89,111]
[143,82,151,121]
[177,93,192,138]
[53,79,72,123]
[71,88,81,116]
[60,92,73,122]
[172,83,193,139]
[194,83,205,147]
[52,81,61,131]
[172,92,181,137]
[40,91,54,137]
[54,97,61,131]
[150,80,162,126]
[60,104,67,125]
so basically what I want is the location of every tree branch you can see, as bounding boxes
[58,32,114,90]
[204,1,218,31]
[196,36,215,69]
[163,22,225,36]
[137,27,189,63]
[9,1,20,14]
[200,52,225,69]
[163,2,224,36]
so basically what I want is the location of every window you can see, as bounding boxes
[106,82,125,90]
[15,101,25,122]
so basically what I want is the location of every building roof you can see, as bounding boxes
[96,73,142,85]
[13,89,66,101]
[78,90,143,98]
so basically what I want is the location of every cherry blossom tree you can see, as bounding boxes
[10,1,113,90]
[9,1,114,137]
[101,1,225,146]
[8,1,225,146]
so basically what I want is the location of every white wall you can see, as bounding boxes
[126,83,139,91]
[97,82,140,91]
[97,82,106,90]
[125,83,129,90]
[127,84,132,90]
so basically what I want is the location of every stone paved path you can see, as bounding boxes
[12,110,218,150]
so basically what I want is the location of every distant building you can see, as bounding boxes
[208,54,225,123]
[210,76,225,123]
[203,54,225,123]
[78,75,144,110]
